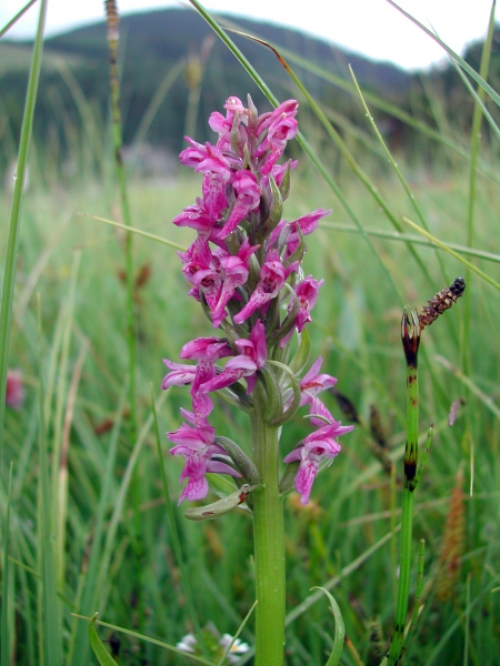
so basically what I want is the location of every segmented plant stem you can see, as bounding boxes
[388,310,420,665]
[105,0,137,440]
[251,383,286,666]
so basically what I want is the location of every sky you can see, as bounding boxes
[1,0,498,71]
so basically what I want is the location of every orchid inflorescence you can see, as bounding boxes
[162,95,353,508]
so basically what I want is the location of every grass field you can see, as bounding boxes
[1,2,500,665]
[2,160,499,664]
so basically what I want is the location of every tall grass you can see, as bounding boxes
[1,0,500,664]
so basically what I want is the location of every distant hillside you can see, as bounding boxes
[1,7,498,165]
[0,8,412,158]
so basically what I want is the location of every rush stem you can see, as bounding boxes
[388,360,419,665]
[251,383,286,666]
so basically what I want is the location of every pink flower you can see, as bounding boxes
[300,357,337,406]
[200,320,267,394]
[161,360,197,390]
[180,337,233,393]
[209,240,258,327]
[233,250,287,324]
[218,171,261,240]
[179,138,230,178]
[162,337,230,391]
[285,209,331,258]
[283,400,353,505]
[168,416,240,503]
[279,276,324,348]
[6,370,24,410]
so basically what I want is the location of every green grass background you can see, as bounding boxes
[1,3,500,665]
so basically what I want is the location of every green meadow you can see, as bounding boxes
[1,2,500,665]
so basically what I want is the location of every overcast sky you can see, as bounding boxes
[1,0,498,71]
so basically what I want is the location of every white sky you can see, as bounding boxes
[1,0,498,71]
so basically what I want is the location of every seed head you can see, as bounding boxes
[419,277,465,330]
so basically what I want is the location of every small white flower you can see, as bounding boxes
[219,634,250,663]
[177,633,197,653]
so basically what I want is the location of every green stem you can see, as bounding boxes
[106,4,137,441]
[388,310,420,665]
[251,384,286,666]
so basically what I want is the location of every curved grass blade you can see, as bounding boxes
[321,222,500,264]
[72,614,215,665]
[0,0,48,466]
[285,529,397,626]
[403,217,500,292]
[82,213,186,251]
[310,587,345,666]
[458,3,496,378]
[88,615,117,665]
[187,0,402,304]
[0,0,38,38]
[215,600,257,666]
[243,535,401,665]
[242,29,435,288]
[386,0,500,107]
[0,465,13,666]
[216,14,500,185]
[348,64,448,286]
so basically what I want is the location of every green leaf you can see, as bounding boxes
[214,436,261,484]
[72,614,215,665]
[257,174,282,241]
[88,615,118,665]
[206,472,240,497]
[266,361,302,427]
[310,587,345,666]
[257,364,283,423]
[289,328,311,375]
[279,461,300,496]
[184,485,256,522]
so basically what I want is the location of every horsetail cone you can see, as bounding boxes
[418,277,466,330]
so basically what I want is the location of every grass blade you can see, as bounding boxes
[321,222,500,264]
[82,213,186,251]
[386,0,500,107]
[310,588,345,666]
[0,464,14,666]
[347,64,448,286]
[215,600,257,666]
[461,2,496,377]
[72,614,216,665]
[37,296,63,666]
[0,0,48,467]
[104,0,137,441]
[69,388,127,666]
[402,217,500,292]
[187,0,402,305]
[0,0,38,38]
[88,615,118,665]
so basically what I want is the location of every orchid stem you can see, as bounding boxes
[251,382,286,666]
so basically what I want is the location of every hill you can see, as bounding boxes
[0,7,411,159]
